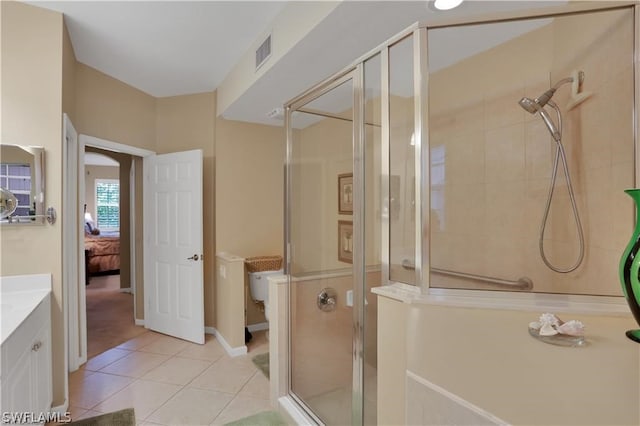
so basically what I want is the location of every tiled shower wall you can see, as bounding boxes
[429,8,634,296]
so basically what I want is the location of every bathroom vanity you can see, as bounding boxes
[0,274,52,415]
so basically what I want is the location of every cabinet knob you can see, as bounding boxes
[31,341,42,352]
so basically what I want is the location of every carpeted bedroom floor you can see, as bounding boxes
[85,275,146,359]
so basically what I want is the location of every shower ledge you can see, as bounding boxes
[371,283,631,316]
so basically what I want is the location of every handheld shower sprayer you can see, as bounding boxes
[518,74,578,141]
[518,97,561,142]
[517,72,587,274]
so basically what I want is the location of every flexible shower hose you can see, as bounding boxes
[538,102,585,273]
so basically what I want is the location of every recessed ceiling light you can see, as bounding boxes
[433,0,464,11]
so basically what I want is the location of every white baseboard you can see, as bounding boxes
[135,319,145,326]
[205,326,247,357]
[119,287,132,294]
[247,322,269,332]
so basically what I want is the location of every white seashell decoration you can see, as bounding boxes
[529,313,586,347]
[557,319,585,336]
[530,313,585,337]
[539,323,559,336]
[539,313,560,327]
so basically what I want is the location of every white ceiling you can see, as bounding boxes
[26,0,569,125]
[28,1,286,97]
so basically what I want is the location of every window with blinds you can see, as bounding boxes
[0,163,32,217]
[95,179,119,230]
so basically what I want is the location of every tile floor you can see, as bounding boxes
[67,330,273,425]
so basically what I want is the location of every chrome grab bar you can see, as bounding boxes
[400,259,533,290]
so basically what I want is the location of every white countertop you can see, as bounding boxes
[0,274,52,345]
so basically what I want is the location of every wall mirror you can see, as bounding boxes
[0,144,45,224]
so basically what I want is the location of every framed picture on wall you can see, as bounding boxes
[338,173,353,214]
[338,220,353,264]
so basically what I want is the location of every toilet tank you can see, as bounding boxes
[248,269,284,302]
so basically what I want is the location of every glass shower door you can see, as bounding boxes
[288,75,356,425]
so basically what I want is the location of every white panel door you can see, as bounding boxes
[144,149,204,344]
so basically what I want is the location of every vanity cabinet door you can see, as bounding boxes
[2,345,34,412]
[0,295,52,415]
[31,323,52,413]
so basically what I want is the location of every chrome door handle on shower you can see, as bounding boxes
[187,254,199,261]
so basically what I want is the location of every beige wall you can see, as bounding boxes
[0,0,65,406]
[215,118,284,325]
[215,118,284,257]
[289,113,382,274]
[215,254,245,348]
[290,117,352,273]
[75,63,156,151]
[156,92,216,326]
[429,8,634,296]
[62,22,76,122]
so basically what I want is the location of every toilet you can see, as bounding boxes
[248,269,283,322]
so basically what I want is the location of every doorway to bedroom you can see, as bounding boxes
[83,147,145,359]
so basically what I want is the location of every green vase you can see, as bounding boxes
[618,189,640,343]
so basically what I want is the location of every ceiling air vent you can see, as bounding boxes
[255,35,271,71]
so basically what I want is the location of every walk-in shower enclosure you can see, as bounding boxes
[285,3,638,424]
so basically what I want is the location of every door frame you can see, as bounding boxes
[65,134,154,379]
[62,114,79,406]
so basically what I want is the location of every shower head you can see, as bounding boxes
[518,97,561,141]
[518,97,541,114]
[518,88,558,115]
[519,74,581,144]
[519,75,576,114]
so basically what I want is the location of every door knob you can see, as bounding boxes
[187,254,199,261]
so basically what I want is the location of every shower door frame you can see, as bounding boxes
[285,66,365,425]
[284,22,422,424]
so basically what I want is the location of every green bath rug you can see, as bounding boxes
[225,410,286,426]
[252,352,269,378]
[70,408,135,425]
